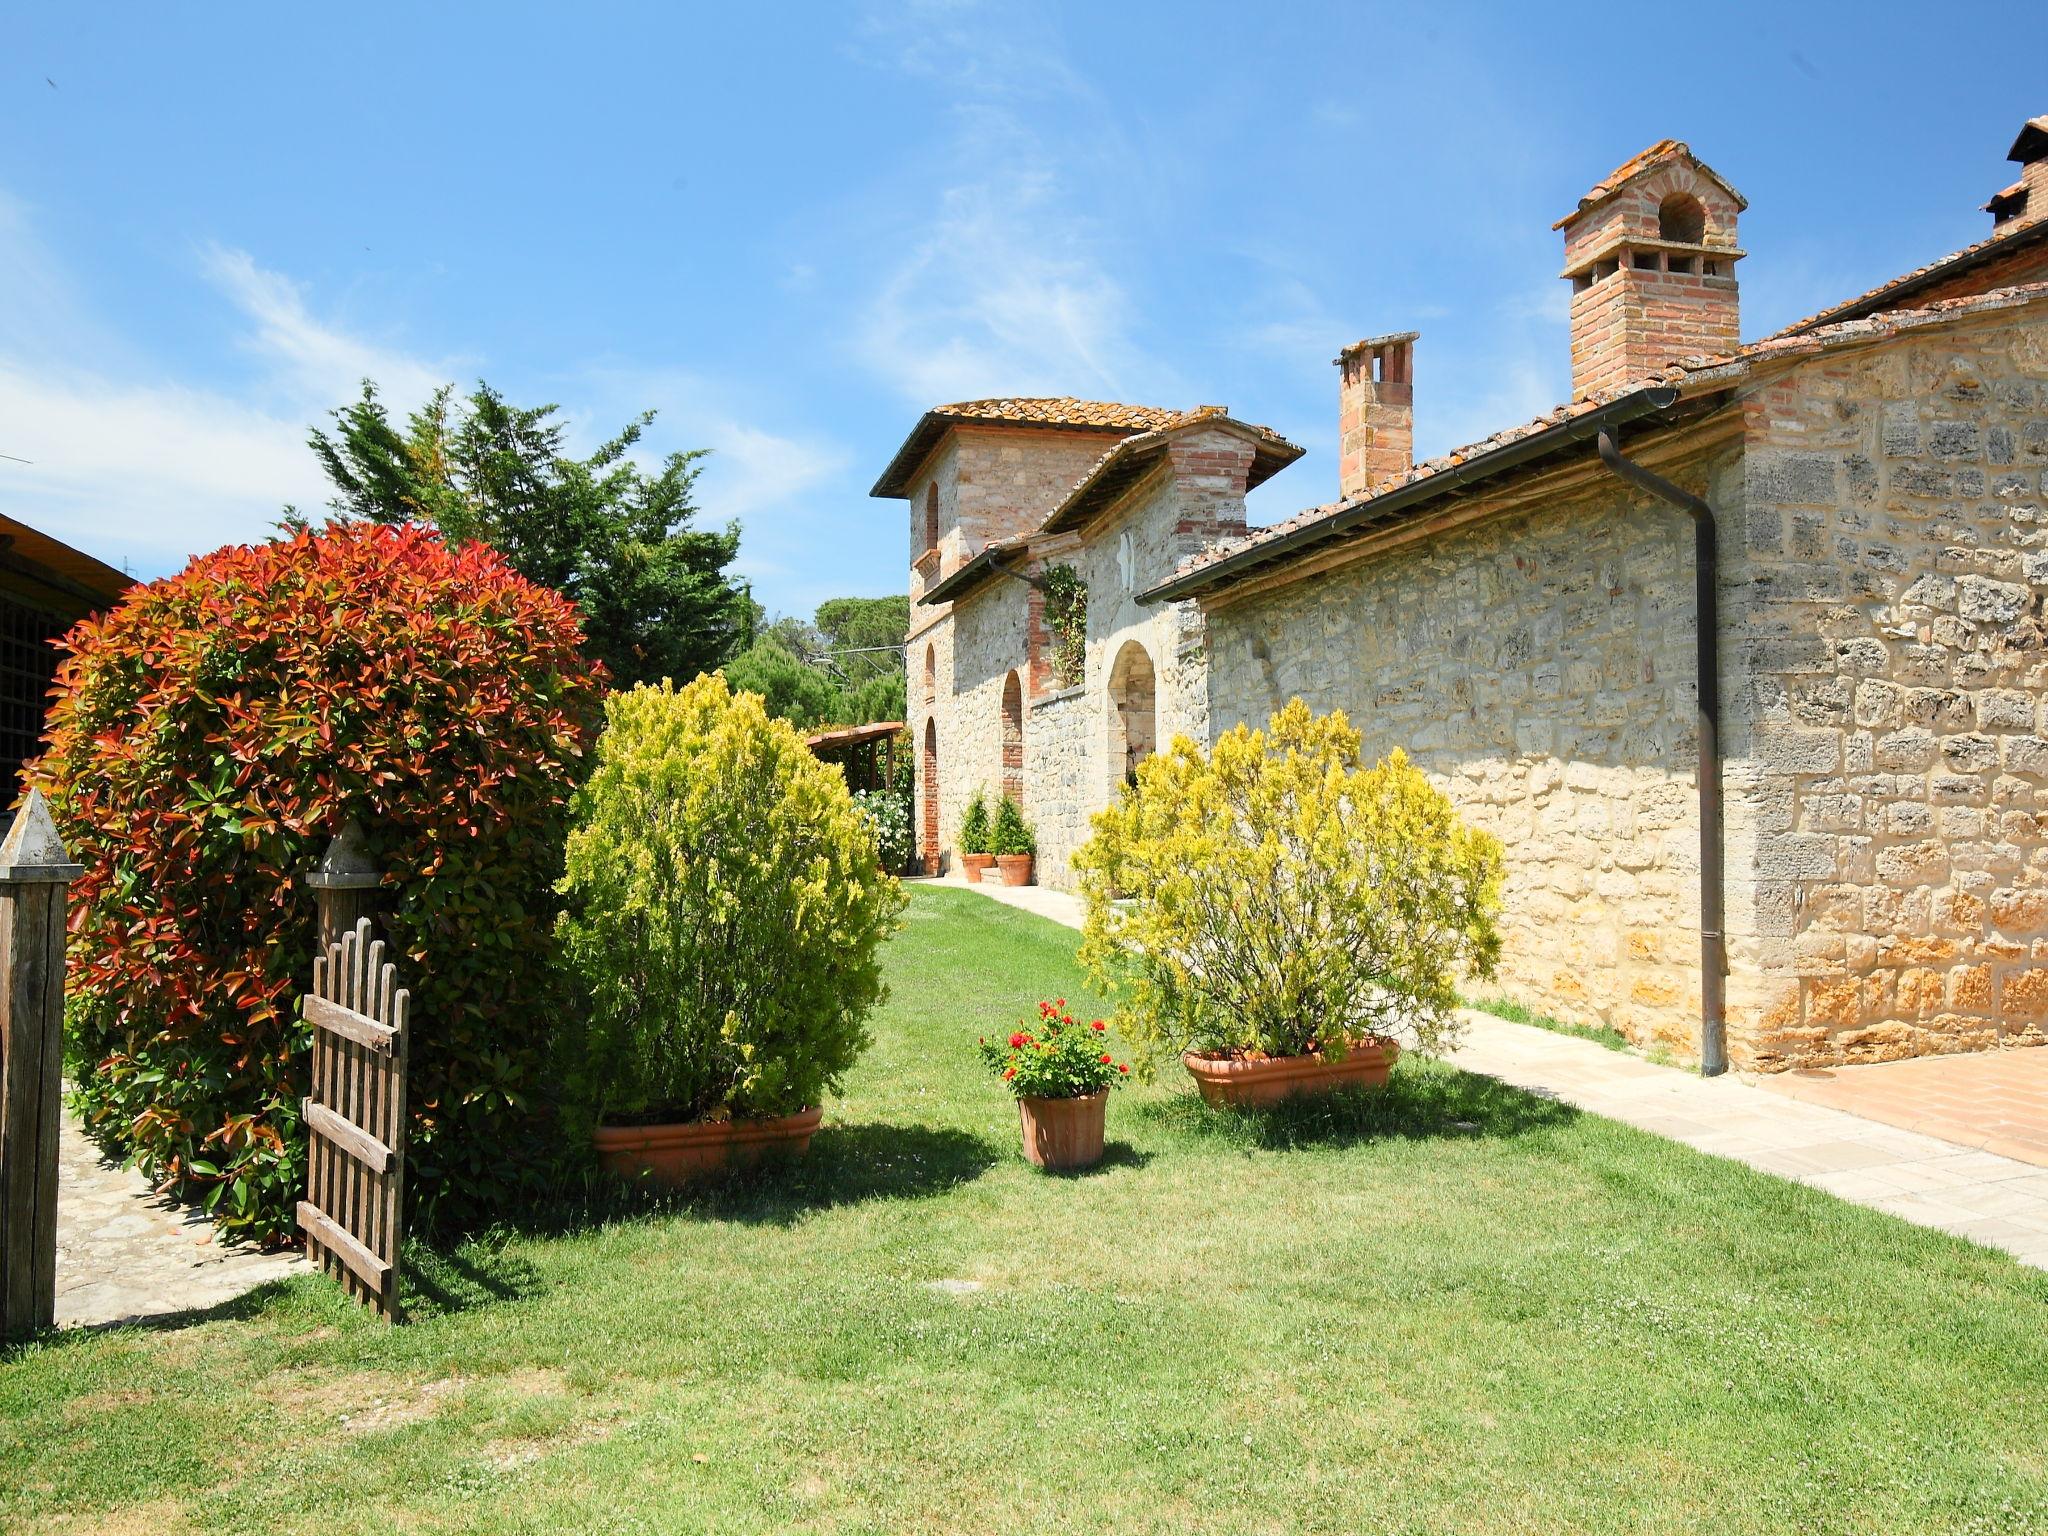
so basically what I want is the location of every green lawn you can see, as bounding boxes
[6,886,2048,1534]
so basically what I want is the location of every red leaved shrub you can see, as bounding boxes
[32,522,606,1242]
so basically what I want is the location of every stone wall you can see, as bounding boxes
[1734,305,2048,1065]
[1204,462,1729,1055]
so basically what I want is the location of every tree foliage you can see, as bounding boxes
[35,523,606,1241]
[295,379,753,690]
[1072,700,1504,1073]
[555,676,906,1127]
[723,594,909,730]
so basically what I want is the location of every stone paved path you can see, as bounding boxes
[57,1114,306,1328]
[1755,1045,2048,1168]
[930,874,2048,1271]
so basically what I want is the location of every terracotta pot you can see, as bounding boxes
[961,852,995,884]
[995,853,1034,886]
[1017,1089,1107,1170]
[1182,1038,1399,1108]
[593,1106,822,1186]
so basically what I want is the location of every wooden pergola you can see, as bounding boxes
[803,720,906,794]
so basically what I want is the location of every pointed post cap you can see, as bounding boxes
[0,788,84,884]
[306,819,383,891]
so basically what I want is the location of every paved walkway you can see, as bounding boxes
[56,1114,306,1328]
[1756,1046,2048,1168]
[925,873,2048,1271]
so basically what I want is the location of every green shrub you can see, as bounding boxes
[34,522,606,1242]
[991,793,1036,857]
[959,790,992,855]
[1072,699,1503,1074]
[556,675,906,1126]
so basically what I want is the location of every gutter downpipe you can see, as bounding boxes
[1596,428,1728,1077]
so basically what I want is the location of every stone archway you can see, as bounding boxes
[1107,640,1156,791]
[1000,670,1024,808]
[921,717,941,874]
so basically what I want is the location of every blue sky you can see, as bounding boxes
[2,2,2039,617]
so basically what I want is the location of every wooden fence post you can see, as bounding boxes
[0,789,83,1340]
[307,820,382,951]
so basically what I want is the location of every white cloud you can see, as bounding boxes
[0,204,460,578]
[858,171,1159,404]
[200,243,450,409]
[848,4,1178,409]
[0,204,844,608]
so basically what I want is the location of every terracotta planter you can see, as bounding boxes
[961,852,995,884]
[593,1106,822,1186]
[995,853,1034,886]
[1182,1038,1399,1108]
[1017,1089,1107,1170]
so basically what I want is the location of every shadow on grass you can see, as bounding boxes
[404,1238,547,1318]
[472,1119,999,1245]
[1029,1140,1152,1180]
[1136,1056,1579,1151]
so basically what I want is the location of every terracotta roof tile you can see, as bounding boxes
[1035,409,1302,535]
[925,397,1183,432]
[1552,139,1747,230]
[1166,281,2048,593]
[871,397,1180,497]
[1761,212,2048,339]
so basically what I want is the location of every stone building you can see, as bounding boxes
[878,120,2048,1072]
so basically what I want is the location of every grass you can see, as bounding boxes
[5,884,2047,1534]
[1463,992,1635,1053]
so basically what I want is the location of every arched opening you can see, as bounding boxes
[923,483,940,552]
[1657,192,1705,245]
[923,644,936,705]
[1000,671,1024,807]
[1107,640,1156,791]
[921,718,940,873]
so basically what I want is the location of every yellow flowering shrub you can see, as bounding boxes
[556,675,906,1126]
[1073,699,1503,1072]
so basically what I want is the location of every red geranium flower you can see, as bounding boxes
[1118,1064,1130,1074]
[1099,1053,1112,1064]
[1003,1067,1016,1080]
[1009,1032,1028,1049]
[1090,1020,1105,1031]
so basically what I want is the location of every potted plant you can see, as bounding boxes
[558,676,907,1185]
[991,793,1036,885]
[958,789,994,883]
[979,999,1129,1169]
[1072,700,1504,1108]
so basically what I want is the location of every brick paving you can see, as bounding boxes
[1754,1047,2048,1168]
[939,876,2048,1271]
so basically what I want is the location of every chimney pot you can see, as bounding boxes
[1558,142,1744,399]
[1335,331,1417,501]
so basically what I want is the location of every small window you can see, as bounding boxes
[922,484,939,553]
[1632,251,1659,271]
[1657,192,1706,245]
[1667,254,1697,275]
[923,644,936,705]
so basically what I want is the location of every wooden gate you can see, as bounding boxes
[297,916,409,1321]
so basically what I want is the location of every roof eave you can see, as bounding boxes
[1039,425,1305,537]
[1141,387,1700,606]
[1775,215,2048,338]
[918,545,1019,608]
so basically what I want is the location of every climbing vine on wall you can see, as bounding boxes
[1043,564,1087,687]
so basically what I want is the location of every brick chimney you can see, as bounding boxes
[1986,115,2048,229]
[1557,141,1745,400]
[1335,331,1415,501]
